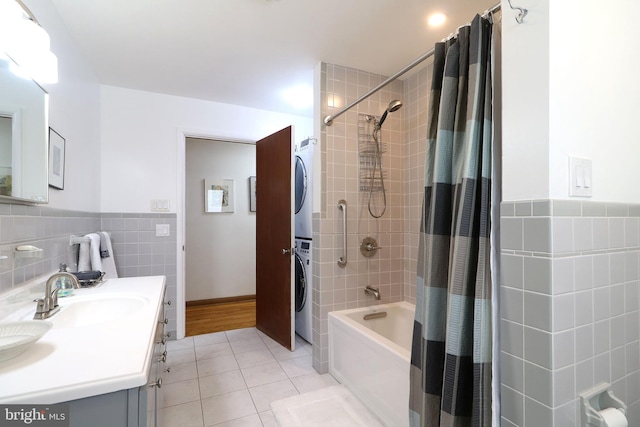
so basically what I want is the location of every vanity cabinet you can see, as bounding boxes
[147,296,169,427]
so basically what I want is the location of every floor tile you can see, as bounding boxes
[290,373,339,394]
[235,349,277,369]
[199,370,247,399]
[241,361,288,388]
[195,342,234,360]
[163,361,198,384]
[158,378,201,408]
[212,413,263,427]
[279,356,315,378]
[258,410,278,427]
[167,347,196,365]
[201,389,257,426]
[197,354,239,377]
[158,400,203,427]
[230,337,268,354]
[225,327,260,342]
[167,337,194,351]
[194,331,228,347]
[248,379,299,412]
[269,344,308,361]
[256,330,281,348]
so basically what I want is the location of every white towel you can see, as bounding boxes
[99,231,118,279]
[78,241,91,271]
[87,233,103,272]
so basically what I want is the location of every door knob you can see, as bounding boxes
[282,248,294,255]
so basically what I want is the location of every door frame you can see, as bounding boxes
[176,128,254,340]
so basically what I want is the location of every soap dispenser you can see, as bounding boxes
[56,263,74,297]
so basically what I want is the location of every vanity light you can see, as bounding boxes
[0,0,58,84]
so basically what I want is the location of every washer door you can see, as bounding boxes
[294,253,307,313]
[294,155,307,214]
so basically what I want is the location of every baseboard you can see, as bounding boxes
[186,295,256,307]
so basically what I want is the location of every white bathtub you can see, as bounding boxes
[328,301,415,427]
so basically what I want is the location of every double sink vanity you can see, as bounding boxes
[0,275,168,427]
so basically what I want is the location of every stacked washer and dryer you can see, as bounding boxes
[294,138,313,343]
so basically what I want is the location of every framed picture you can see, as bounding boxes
[205,178,234,213]
[249,176,256,212]
[48,128,65,190]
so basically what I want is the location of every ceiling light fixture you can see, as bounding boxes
[427,13,446,27]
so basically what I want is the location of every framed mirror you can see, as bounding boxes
[0,54,49,203]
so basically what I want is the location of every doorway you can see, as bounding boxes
[184,138,257,335]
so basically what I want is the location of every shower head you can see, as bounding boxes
[376,99,403,128]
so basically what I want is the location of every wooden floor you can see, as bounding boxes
[185,300,256,337]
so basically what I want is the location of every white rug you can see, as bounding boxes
[270,385,384,427]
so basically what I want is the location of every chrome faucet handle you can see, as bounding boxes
[49,286,61,309]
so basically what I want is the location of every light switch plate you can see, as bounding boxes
[569,157,592,197]
[151,199,170,212]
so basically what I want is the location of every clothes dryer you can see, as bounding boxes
[294,138,314,239]
[294,238,312,343]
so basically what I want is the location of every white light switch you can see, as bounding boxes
[151,199,170,212]
[156,224,170,237]
[569,157,592,197]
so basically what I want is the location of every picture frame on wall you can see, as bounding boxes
[249,176,256,212]
[205,178,234,213]
[48,128,65,190]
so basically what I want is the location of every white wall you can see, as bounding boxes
[501,0,550,201]
[502,0,640,203]
[548,1,640,202]
[24,0,101,212]
[100,85,313,213]
[185,139,256,300]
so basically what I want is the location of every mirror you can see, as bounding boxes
[0,55,49,203]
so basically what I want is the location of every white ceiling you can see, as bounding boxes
[50,0,499,117]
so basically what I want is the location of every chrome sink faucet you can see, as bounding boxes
[34,272,80,320]
[364,286,381,300]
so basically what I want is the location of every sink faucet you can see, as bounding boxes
[364,286,381,300]
[34,272,80,320]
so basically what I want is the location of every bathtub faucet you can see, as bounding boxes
[364,286,381,300]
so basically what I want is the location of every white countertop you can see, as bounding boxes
[0,276,166,404]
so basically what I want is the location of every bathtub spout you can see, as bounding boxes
[364,286,381,300]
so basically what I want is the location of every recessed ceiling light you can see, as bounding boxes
[428,13,446,27]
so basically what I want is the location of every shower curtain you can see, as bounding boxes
[409,14,494,427]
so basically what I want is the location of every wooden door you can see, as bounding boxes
[255,126,294,350]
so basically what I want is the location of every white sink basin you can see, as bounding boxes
[52,294,149,328]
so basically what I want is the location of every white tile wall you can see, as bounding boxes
[500,200,640,426]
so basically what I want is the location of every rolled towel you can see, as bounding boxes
[87,233,103,272]
[99,231,118,279]
[78,241,91,272]
[99,232,110,258]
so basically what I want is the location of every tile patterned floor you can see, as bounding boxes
[159,328,339,427]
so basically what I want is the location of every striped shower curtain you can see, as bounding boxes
[409,15,494,427]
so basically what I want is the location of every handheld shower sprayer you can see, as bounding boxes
[368,99,402,218]
[375,99,403,129]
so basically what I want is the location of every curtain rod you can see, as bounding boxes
[323,2,504,126]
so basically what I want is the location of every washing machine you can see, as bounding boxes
[294,238,312,343]
[295,138,314,240]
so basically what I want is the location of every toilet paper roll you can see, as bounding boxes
[600,407,628,427]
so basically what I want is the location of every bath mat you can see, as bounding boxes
[270,385,384,427]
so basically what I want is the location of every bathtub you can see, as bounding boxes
[328,301,415,427]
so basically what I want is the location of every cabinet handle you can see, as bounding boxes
[148,378,162,388]
[158,354,167,363]
[160,318,169,325]
[164,300,172,306]
[164,367,171,373]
